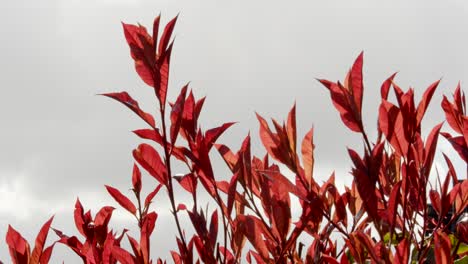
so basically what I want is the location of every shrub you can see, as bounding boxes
[4,14,468,264]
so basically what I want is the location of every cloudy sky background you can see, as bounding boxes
[1,0,467,261]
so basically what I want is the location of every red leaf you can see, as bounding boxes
[170,84,188,144]
[133,143,168,185]
[209,210,218,247]
[301,128,315,190]
[156,42,173,106]
[112,246,135,264]
[74,198,87,237]
[380,72,397,100]
[205,122,236,151]
[174,173,197,193]
[423,123,443,178]
[39,244,54,264]
[145,184,163,209]
[286,103,297,154]
[158,15,178,55]
[132,163,142,194]
[105,185,137,215]
[30,216,54,264]
[6,225,30,264]
[394,238,409,264]
[434,230,452,264]
[94,206,115,229]
[133,128,164,145]
[101,92,156,128]
[152,15,161,51]
[122,23,155,87]
[416,80,440,126]
[235,215,270,260]
[140,212,158,263]
[215,144,237,171]
[349,51,364,113]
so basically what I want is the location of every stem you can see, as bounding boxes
[159,102,188,254]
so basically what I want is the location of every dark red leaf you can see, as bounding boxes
[132,163,142,194]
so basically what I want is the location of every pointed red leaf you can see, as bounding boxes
[350,51,364,113]
[133,143,168,185]
[416,80,440,126]
[105,185,137,215]
[158,15,178,55]
[170,84,188,144]
[380,72,398,100]
[301,128,315,189]
[145,184,163,208]
[205,122,236,151]
[30,216,54,264]
[132,163,142,194]
[6,225,30,264]
[101,92,156,128]
[286,103,297,154]
[434,230,452,263]
[133,128,164,145]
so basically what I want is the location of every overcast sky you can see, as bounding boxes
[1,0,467,262]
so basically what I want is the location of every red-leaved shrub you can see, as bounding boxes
[4,15,467,264]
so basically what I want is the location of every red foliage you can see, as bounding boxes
[4,15,468,263]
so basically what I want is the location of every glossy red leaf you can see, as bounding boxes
[30,216,54,264]
[133,143,168,185]
[102,92,156,128]
[106,185,137,215]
